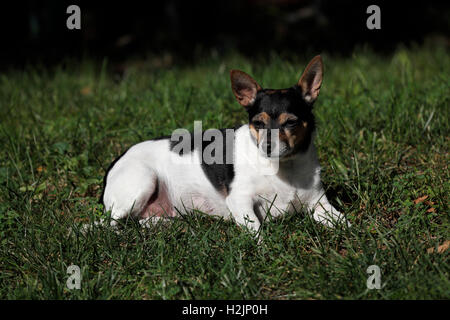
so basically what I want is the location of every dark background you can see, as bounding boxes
[1,0,449,70]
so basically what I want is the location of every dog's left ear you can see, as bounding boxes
[298,55,323,104]
[230,70,262,108]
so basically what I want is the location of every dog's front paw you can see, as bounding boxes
[336,213,351,228]
[313,207,351,228]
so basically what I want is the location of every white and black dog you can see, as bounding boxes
[101,56,350,233]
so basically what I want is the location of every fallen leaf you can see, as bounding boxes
[80,86,92,95]
[426,207,435,213]
[427,240,450,254]
[414,195,428,204]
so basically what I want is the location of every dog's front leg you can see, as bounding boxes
[225,193,260,233]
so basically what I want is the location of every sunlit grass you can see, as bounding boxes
[0,44,448,299]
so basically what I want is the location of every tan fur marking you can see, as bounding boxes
[283,122,308,148]
[278,113,298,126]
[279,129,289,145]
[252,112,271,125]
[220,185,228,197]
[249,124,260,143]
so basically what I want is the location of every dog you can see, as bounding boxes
[101,55,350,233]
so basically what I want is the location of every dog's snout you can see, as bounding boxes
[259,129,281,157]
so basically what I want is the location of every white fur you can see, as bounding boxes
[103,124,349,233]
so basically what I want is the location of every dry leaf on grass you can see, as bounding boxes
[427,240,450,254]
[413,195,428,204]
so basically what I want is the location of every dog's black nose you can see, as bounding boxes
[262,141,271,155]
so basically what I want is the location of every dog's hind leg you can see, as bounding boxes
[102,162,160,226]
[102,159,176,228]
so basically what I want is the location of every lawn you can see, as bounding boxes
[0,43,448,299]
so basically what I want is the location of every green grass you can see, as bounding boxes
[0,43,449,299]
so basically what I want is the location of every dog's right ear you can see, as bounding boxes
[230,70,261,108]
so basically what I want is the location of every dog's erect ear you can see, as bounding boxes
[298,55,323,104]
[230,70,262,108]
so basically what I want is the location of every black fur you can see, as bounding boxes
[169,127,240,195]
[200,128,236,195]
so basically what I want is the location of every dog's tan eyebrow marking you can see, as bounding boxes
[278,113,298,125]
[252,112,271,124]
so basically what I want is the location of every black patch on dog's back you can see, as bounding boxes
[169,126,240,196]
[200,128,235,196]
[200,128,236,196]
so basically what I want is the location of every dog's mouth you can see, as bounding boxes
[258,140,291,159]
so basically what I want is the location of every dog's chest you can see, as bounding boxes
[253,174,297,211]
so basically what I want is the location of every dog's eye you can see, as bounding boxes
[253,121,265,128]
[283,119,298,127]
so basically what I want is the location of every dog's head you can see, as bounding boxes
[230,56,323,159]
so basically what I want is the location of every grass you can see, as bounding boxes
[0,43,449,299]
